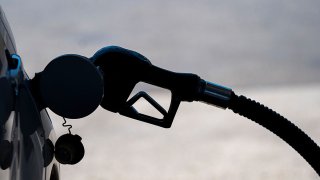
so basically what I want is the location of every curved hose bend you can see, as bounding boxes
[228,93,320,176]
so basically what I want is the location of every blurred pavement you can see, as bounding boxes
[50,84,320,179]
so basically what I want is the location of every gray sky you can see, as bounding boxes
[1,0,320,88]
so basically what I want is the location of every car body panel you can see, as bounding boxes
[0,6,60,180]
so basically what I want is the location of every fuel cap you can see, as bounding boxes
[39,54,104,119]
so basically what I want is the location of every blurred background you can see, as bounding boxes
[1,0,320,179]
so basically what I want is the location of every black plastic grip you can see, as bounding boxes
[91,46,203,128]
[142,65,203,102]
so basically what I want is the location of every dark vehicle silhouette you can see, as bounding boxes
[0,6,60,180]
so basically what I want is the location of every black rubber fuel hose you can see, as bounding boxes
[228,92,320,176]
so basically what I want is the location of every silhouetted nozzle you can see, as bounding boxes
[91,46,233,128]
